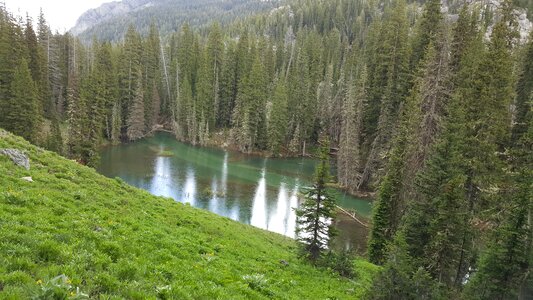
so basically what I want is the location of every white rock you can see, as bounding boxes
[0,149,30,170]
[21,177,33,182]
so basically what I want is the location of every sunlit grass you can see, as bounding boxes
[0,129,378,298]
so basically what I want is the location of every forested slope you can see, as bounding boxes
[0,0,532,298]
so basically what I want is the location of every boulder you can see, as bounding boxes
[0,149,30,170]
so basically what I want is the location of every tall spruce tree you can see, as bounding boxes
[358,0,410,190]
[127,71,146,141]
[267,78,289,155]
[401,93,469,289]
[3,58,39,142]
[338,66,367,193]
[295,137,336,262]
[512,30,533,144]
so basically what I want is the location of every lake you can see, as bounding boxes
[98,132,371,251]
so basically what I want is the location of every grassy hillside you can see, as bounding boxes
[0,129,378,299]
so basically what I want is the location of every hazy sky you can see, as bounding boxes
[4,0,112,32]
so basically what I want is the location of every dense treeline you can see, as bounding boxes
[0,0,531,298]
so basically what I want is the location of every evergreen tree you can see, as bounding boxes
[338,66,367,193]
[24,17,47,120]
[143,23,161,131]
[464,83,532,299]
[46,115,63,154]
[232,55,267,152]
[295,137,336,262]
[512,31,533,144]
[118,25,143,140]
[401,94,469,288]
[267,78,289,155]
[367,235,442,300]
[409,0,443,71]
[367,59,420,265]
[359,0,410,190]
[127,71,146,141]
[218,42,237,128]
[3,58,39,142]
[66,72,85,161]
[206,22,223,125]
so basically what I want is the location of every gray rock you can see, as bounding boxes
[0,149,30,170]
[21,177,33,182]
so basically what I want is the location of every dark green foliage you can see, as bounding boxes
[409,0,443,70]
[267,78,289,155]
[464,84,532,299]
[232,55,268,152]
[366,236,443,300]
[2,58,39,142]
[126,71,146,141]
[513,30,533,144]
[338,66,367,193]
[295,138,337,262]
[402,96,469,288]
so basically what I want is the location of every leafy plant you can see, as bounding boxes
[33,275,89,300]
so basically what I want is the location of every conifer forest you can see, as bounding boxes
[0,0,531,298]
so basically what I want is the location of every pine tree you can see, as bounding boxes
[317,64,335,137]
[196,49,214,132]
[401,27,453,213]
[127,71,146,141]
[66,72,85,161]
[0,6,30,132]
[401,94,469,288]
[358,0,410,190]
[3,58,39,142]
[367,62,420,265]
[409,0,443,71]
[24,17,46,120]
[267,78,289,155]
[512,30,533,144]
[206,22,223,126]
[338,66,367,193]
[143,23,161,131]
[118,25,142,140]
[46,115,63,154]
[232,55,267,152]
[464,80,532,299]
[295,137,336,262]
[367,234,441,300]
[218,42,236,128]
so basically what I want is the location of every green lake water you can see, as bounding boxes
[98,132,372,251]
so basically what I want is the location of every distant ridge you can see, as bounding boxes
[70,0,280,42]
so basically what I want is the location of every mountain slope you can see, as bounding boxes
[71,0,280,42]
[0,129,378,298]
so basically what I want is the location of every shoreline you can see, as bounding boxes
[101,127,377,204]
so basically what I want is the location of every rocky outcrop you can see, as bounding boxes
[70,0,152,36]
[0,149,30,170]
[445,0,532,43]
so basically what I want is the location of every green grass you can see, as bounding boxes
[0,129,378,299]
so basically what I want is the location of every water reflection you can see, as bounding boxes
[183,167,196,206]
[150,156,173,197]
[98,132,372,251]
[250,166,267,229]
